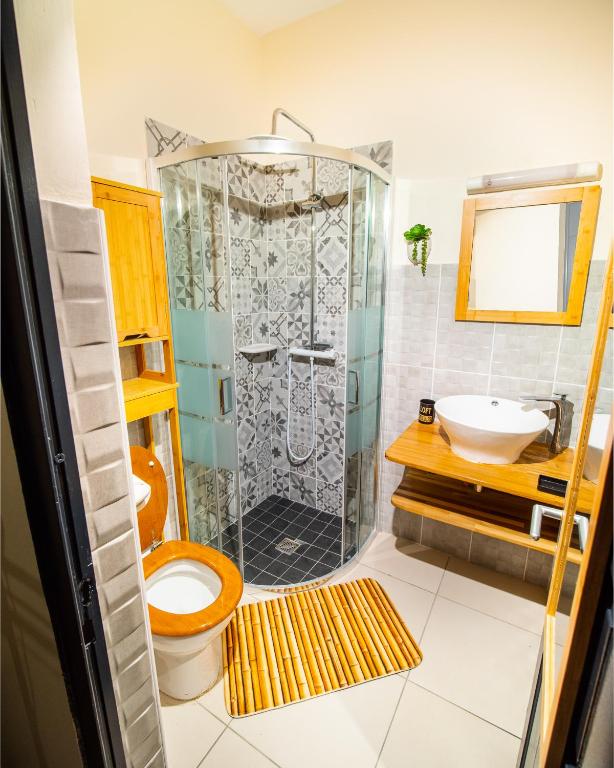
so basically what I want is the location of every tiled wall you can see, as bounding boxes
[229,154,350,516]
[42,200,164,768]
[145,116,204,157]
[227,156,273,513]
[379,256,612,588]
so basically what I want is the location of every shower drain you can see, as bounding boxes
[275,537,304,555]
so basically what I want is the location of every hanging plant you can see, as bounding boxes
[404,224,432,276]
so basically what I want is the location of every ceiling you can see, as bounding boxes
[218,0,342,36]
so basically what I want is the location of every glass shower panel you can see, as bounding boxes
[344,167,370,561]
[358,175,387,550]
[160,158,241,568]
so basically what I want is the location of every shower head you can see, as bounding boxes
[300,193,323,211]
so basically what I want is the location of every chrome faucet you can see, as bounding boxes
[519,394,574,454]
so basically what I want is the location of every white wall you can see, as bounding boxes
[73,0,611,263]
[259,0,611,263]
[14,0,92,205]
[73,0,268,162]
[261,0,611,179]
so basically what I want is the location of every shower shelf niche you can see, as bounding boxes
[237,343,278,355]
[289,346,337,361]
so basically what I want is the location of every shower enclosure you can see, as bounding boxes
[153,121,389,589]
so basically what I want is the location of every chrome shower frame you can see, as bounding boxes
[148,137,391,185]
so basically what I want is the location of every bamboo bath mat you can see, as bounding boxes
[223,577,423,716]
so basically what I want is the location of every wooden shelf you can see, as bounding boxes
[122,377,179,423]
[96,175,189,540]
[118,335,169,348]
[391,468,582,565]
[123,377,177,402]
[386,421,595,514]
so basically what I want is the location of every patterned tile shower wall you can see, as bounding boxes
[145,116,204,157]
[229,155,350,517]
[149,115,392,544]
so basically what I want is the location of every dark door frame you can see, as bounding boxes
[1,1,127,765]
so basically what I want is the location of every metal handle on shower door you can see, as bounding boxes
[218,376,232,416]
[349,369,360,406]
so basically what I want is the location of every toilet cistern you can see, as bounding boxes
[131,473,152,510]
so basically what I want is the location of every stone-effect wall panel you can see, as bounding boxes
[41,199,165,767]
[58,298,113,347]
[97,564,142,616]
[70,384,119,433]
[87,496,134,550]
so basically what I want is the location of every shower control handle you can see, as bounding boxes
[349,369,360,406]
[218,376,232,416]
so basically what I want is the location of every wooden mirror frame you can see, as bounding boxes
[455,185,601,325]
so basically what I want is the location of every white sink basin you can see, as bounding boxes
[583,413,610,482]
[435,395,549,464]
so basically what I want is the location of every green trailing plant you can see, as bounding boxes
[404,223,432,275]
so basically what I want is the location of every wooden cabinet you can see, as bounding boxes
[93,177,188,539]
[92,177,169,342]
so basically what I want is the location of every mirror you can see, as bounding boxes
[456,185,601,325]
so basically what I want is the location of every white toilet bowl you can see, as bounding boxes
[130,446,243,701]
[143,542,243,700]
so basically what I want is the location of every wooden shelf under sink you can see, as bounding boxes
[392,467,582,565]
[385,421,594,564]
[386,421,595,514]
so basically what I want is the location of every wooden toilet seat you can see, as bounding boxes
[130,445,243,638]
[143,541,243,637]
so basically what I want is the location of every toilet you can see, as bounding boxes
[130,446,243,700]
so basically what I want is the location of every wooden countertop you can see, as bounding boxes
[385,421,595,514]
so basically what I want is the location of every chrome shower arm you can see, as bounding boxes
[271,108,316,142]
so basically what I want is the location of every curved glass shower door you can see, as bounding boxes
[344,169,387,562]
[160,158,242,570]
[157,138,389,589]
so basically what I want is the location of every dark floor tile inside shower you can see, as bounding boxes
[215,495,344,586]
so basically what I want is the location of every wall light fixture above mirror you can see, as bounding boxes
[455,185,601,325]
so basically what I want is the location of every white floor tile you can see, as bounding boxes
[160,699,225,768]
[197,678,232,725]
[359,533,449,593]
[378,682,520,768]
[439,557,548,634]
[331,562,436,643]
[199,728,277,767]
[411,597,540,736]
[230,674,405,768]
